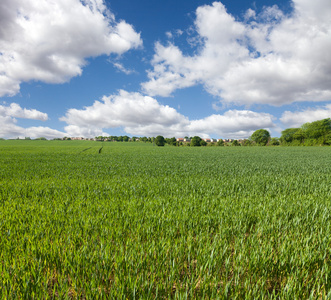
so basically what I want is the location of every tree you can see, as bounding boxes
[270,137,280,146]
[232,140,240,146]
[200,139,207,146]
[292,129,305,144]
[242,139,251,146]
[190,136,202,147]
[166,137,177,146]
[280,128,300,144]
[155,135,165,146]
[217,139,224,146]
[301,118,331,144]
[325,132,331,145]
[250,129,270,146]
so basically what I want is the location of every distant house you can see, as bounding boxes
[177,138,184,142]
[203,138,211,143]
[184,138,191,142]
[71,137,84,140]
[222,139,234,143]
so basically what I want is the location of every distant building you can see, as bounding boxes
[71,137,84,140]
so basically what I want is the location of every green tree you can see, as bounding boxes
[155,135,165,146]
[217,139,224,146]
[301,118,331,144]
[200,139,207,146]
[280,128,300,144]
[191,136,202,147]
[232,140,240,146]
[251,129,270,146]
[292,129,305,144]
[325,132,331,145]
[166,137,177,146]
[242,139,251,146]
[270,137,280,146]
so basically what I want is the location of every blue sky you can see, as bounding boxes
[1,0,330,139]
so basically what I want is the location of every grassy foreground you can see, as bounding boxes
[1,140,331,299]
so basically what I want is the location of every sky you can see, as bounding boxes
[0,0,331,139]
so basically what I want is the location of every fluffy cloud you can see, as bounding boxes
[280,103,331,128]
[60,90,188,137]
[0,0,142,97]
[60,90,275,138]
[0,103,48,120]
[188,110,275,138]
[142,0,331,106]
[0,103,65,139]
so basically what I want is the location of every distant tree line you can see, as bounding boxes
[279,118,331,146]
[153,118,331,147]
[3,118,330,146]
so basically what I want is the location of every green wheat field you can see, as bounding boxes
[1,140,331,299]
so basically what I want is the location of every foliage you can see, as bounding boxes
[232,139,240,146]
[242,139,252,146]
[165,137,177,146]
[280,118,331,146]
[250,129,270,146]
[200,139,207,146]
[280,128,300,144]
[325,132,331,145]
[0,141,331,298]
[190,136,202,146]
[217,139,224,146]
[155,135,165,146]
[269,137,280,146]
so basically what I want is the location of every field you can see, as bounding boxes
[1,140,331,299]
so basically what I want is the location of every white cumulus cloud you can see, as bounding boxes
[0,103,65,139]
[60,90,275,138]
[142,0,331,106]
[0,0,142,97]
[280,103,331,128]
[0,103,48,120]
[188,110,275,139]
